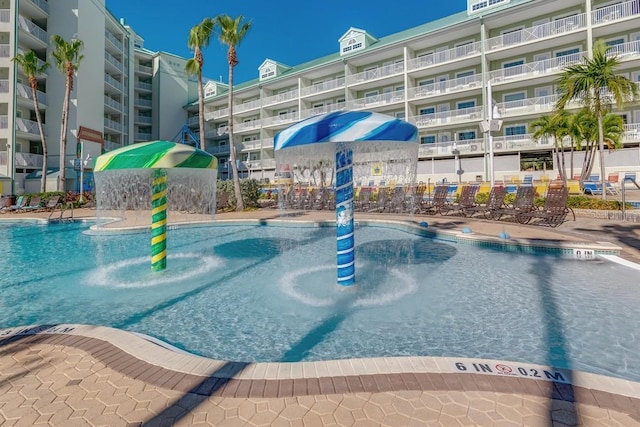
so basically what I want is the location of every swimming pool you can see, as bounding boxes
[1,220,639,382]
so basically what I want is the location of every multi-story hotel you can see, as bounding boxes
[0,0,194,195]
[198,0,640,185]
[1,0,639,196]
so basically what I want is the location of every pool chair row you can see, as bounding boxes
[418,184,574,227]
[0,195,61,214]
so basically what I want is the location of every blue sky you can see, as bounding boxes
[106,0,468,84]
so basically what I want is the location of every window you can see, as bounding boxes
[458,131,476,140]
[456,70,475,79]
[457,101,475,110]
[506,125,527,136]
[503,59,524,68]
[555,48,579,57]
[419,107,435,115]
[504,92,525,102]
[421,135,436,144]
[606,38,625,47]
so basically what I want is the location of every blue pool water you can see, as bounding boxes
[0,220,639,382]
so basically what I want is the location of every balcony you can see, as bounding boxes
[26,0,48,14]
[135,98,152,108]
[104,118,123,132]
[204,107,229,121]
[209,144,230,155]
[104,96,123,112]
[137,64,153,74]
[16,83,47,106]
[104,74,124,92]
[15,117,41,137]
[262,111,299,127]
[411,106,483,129]
[0,79,8,93]
[407,41,482,72]
[592,0,640,25]
[417,133,556,159]
[489,52,584,84]
[18,15,48,45]
[0,10,9,24]
[348,91,405,110]
[187,115,199,126]
[346,63,404,86]
[105,31,122,52]
[135,115,152,125]
[0,151,44,168]
[262,89,299,108]
[623,123,640,142]
[105,52,124,73]
[0,115,8,129]
[0,44,10,58]
[235,98,261,114]
[486,14,586,52]
[300,77,346,97]
[240,139,263,151]
[408,74,482,101]
[299,102,346,120]
[235,119,261,132]
[135,81,152,91]
[607,39,640,61]
[135,132,152,141]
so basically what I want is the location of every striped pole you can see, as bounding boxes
[151,168,168,271]
[335,144,355,286]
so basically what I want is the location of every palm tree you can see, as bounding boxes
[216,14,251,212]
[556,39,638,200]
[185,17,215,152]
[50,35,84,192]
[529,114,567,185]
[12,50,49,192]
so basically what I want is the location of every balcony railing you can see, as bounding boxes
[204,107,229,121]
[135,116,152,124]
[606,39,640,61]
[135,81,152,91]
[105,74,124,92]
[16,83,47,105]
[0,115,8,129]
[104,118,123,132]
[235,99,261,114]
[592,0,640,25]
[0,79,9,93]
[135,98,152,107]
[262,111,299,127]
[105,52,124,72]
[0,10,10,23]
[17,48,47,69]
[16,117,40,135]
[486,13,586,52]
[105,31,122,51]
[348,91,405,110]
[240,139,263,151]
[346,63,404,86]
[27,0,48,13]
[0,151,44,168]
[300,77,346,97]
[135,132,152,141]
[0,44,9,58]
[18,16,47,44]
[236,119,261,132]
[623,123,640,141]
[407,41,482,72]
[408,74,483,101]
[209,145,230,154]
[262,89,299,107]
[104,96,123,111]
[137,64,153,74]
[412,106,484,128]
[187,116,199,125]
[299,102,347,119]
[489,52,584,83]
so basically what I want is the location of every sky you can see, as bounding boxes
[106,0,469,84]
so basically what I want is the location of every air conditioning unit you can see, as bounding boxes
[494,142,503,149]
[469,144,479,152]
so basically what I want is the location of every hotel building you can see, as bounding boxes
[198,0,640,185]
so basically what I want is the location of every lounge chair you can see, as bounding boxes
[385,186,408,213]
[216,191,230,212]
[442,184,479,216]
[464,185,507,219]
[19,195,41,212]
[42,195,61,212]
[1,195,27,213]
[355,187,372,212]
[491,186,536,223]
[369,187,390,212]
[517,186,574,227]
[419,184,450,215]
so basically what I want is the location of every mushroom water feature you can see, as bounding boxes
[93,140,218,271]
[274,111,419,287]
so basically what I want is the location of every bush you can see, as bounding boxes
[217,178,261,210]
[567,195,631,210]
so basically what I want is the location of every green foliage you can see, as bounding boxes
[567,195,631,210]
[217,179,260,210]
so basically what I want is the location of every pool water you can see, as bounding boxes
[0,221,639,382]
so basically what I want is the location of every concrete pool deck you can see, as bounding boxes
[1,207,640,426]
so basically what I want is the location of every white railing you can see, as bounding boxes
[592,0,640,25]
[16,83,47,105]
[408,74,483,100]
[346,63,404,86]
[137,64,153,74]
[260,158,276,169]
[135,98,152,107]
[262,89,299,107]
[235,119,261,132]
[235,98,261,113]
[104,96,123,111]
[240,140,263,151]
[300,77,346,96]
[16,117,40,135]
[0,44,10,58]
[105,74,124,92]
[18,16,47,43]
[299,102,347,119]
[412,106,484,128]
[204,107,229,121]
[486,13,586,52]
[489,52,584,83]
[105,52,124,72]
[0,151,45,167]
[104,118,122,132]
[407,41,482,71]
[262,111,299,126]
[0,10,10,23]
[347,91,405,110]
[624,123,640,141]
[606,39,640,61]
[0,79,8,93]
[0,115,8,129]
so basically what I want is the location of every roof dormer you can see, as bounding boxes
[338,27,378,56]
[203,80,228,98]
[259,59,291,81]
[467,0,510,15]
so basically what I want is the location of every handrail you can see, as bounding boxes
[621,177,640,221]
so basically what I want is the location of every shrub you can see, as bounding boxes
[217,178,261,210]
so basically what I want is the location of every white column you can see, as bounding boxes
[487,81,495,187]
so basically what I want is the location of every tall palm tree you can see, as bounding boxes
[216,14,251,212]
[185,17,215,152]
[529,114,567,185]
[50,35,84,192]
[556,39,638,200]
[12,50,49,192]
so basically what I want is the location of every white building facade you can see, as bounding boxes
[198,0,640,185]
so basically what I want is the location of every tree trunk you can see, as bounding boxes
[30,80,47,193]
[197,72,206,151]
[227,58,243,211]
[58,79,71,192]
[597,114,607,201]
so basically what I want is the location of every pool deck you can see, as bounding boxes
[2,207,640,426]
